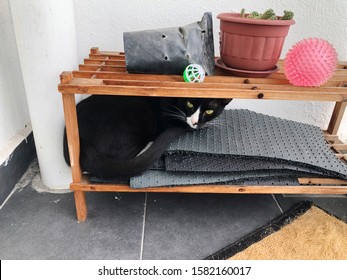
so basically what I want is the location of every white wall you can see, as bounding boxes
[0,0,31,164]
[74,0,347,60]
[73,0,347,141]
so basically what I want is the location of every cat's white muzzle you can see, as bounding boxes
[186,108,200,129]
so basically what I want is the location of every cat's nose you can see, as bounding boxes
[191,121,199,129]
[191,116,199,126]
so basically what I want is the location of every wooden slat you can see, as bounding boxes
[58,84,347,102]
[78,64,126,72]
[89,54,125,60]
[298,178,347,185]
[327,101,347,135]
[335,154,347,160]
[323,133,340,142]
[72,71,184,81]
[328,143,347,150]
[90,49,124,56]
[100,79,347,94]
[71,70,345,87]
[84,58,126,66]
[70,180,347,194]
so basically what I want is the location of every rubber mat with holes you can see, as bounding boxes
[130,110,347,188]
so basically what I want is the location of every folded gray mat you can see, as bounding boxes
[130,170,318,188]
[130,109,347,188]
[165,154,322,174]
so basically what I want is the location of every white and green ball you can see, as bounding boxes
[183,64,206,83]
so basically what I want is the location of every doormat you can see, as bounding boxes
[205,201,347,260]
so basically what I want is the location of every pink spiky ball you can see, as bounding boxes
[284,38,338,87]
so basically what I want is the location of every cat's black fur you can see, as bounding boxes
[63,95,231,179]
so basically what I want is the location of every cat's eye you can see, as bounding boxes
[186,101,194,109]
[205,109,214,115]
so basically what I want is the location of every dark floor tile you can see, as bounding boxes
[0,183,145,259]
[142,193,281,260]
[0,133,36,205]
[275,194,347,222]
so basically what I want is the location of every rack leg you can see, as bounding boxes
[74,190,87,221]
[62,93,82,183]
[61,86,86,221]
[327,101,347,135]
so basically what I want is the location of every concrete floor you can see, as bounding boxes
[0,159,346,260]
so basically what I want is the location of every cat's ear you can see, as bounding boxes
[221,99,232,106]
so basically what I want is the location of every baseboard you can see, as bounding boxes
[0,132,36,205]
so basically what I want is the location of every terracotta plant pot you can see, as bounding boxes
[217,13,295,71]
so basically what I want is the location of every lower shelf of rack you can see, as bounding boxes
[70,178,347,195]
[69,177,347,222]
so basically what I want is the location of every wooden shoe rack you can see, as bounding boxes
[58,47,347,221]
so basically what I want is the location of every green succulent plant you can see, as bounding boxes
[260,9,276,19]
[247,11,260,19]
[281,10,295,20]
[240,8,294,20]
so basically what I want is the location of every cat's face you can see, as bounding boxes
[168,98,232,129]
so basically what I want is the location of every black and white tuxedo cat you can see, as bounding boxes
[63,95,231,179]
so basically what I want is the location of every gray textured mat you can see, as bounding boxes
[165,154,323,174]
[130,109,347,188]
[130,170,315,188]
